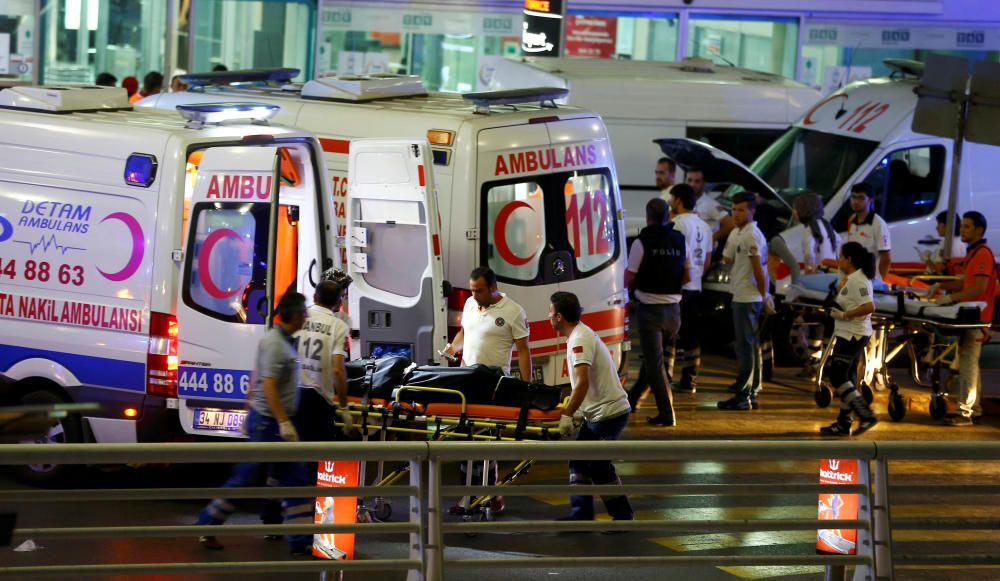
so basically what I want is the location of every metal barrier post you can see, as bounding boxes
[407,457,428,581]
[871,457,894,581]
[852,459,874,581]
[426,456,444,581]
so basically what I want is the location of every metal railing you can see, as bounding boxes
[0,440,998,580]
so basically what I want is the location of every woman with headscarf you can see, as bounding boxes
[794,192,840,273]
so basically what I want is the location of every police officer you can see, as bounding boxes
[625,198,688,426]
[295,281,352,441]
[196,292,312,555]
[550,291,633,523]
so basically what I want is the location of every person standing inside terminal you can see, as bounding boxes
[718,192,768,411]
[295,281,352,442]
[196,292,312,555]
[846,183,892,281]
[686,167,734,248]
[129,71,163,104]
[550,291,634,524]
[625,198,688,426]
[930,211,997,426]
[820,242,879,436]
[668,184,712,393]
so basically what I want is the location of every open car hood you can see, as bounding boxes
[653,137,790,211]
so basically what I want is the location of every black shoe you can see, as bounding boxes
[717,396,753,411]
[672,381,696,394]
[199,535,224,550]
[853,416,878,435]
[646,415,676,426]
[820,422,852,436]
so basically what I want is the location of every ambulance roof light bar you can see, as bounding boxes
[300,74,427,102]
[176,102,281,129]
[0,85,131,113]
[462,87,570,115]
[180,68,301,90]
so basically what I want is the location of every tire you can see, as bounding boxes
[374,498,392,521]
[929,394,948,420]
[860,383,875,405]
[16,388,84,487]
[888,390,906,422]
[815,385,833,408]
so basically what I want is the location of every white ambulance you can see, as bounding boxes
[140,74,630,388]
[478,56,822,237]
[658,59,992,266]
[0,86,339,481]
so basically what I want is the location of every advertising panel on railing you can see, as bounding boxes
[817,458,859,555]
[313,460,361,560]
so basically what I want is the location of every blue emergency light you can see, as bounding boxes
[176,102,280,127]
[124,153,158,187]
[179,68,301,89]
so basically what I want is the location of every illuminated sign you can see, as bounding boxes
[522,0,564,57]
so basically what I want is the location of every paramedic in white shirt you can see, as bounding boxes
[549,291,634,523]
[846,183,892,281]
[820,242,879,436]
[442,266,532,380]
[717,192,769,411]
[668,183,713,392]
[295,280,352,441]
[686,167,734,247]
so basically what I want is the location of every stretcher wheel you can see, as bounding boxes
[860,383,874,405]
[888,390,906,422]
[929,395,948,420]
[815,385,833,408]
[374,498,392,521]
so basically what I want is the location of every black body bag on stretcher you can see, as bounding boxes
[401,365,562,411]
[345,356,412,400]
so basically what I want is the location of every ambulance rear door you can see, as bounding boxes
[174,145,302,437]
[345,139,447,365]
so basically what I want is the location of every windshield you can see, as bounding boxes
[748,127,880,203]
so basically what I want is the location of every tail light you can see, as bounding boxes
[147,312,179,397]
[447,287,472,340]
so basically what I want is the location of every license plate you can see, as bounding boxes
[511,366,545,384]
[193,408,247,432]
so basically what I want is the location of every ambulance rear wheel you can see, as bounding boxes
[888,390,906,422]
[16,388,83,487]
[929,394,948,420]
[815,386,833,408]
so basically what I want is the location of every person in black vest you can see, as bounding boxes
[624,198,689,427]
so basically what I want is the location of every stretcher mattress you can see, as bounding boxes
[783,283,986,323]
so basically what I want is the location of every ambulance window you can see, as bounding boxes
[861,145,945,223]
[484,181,546,282]
[564,173,617,274]
[356,199,429,298]
[184,203,269,324]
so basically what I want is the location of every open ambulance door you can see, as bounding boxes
[346,139,448,365]
[175,146,285,437]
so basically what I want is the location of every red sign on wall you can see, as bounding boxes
[564,16,617,58]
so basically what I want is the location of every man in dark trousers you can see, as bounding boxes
[625,198,688,426]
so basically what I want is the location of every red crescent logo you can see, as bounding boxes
[802,93,848,126]
[198,228,245,299]
[97,212,145,282]
[494,201,538,267]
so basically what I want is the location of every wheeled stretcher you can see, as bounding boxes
[779,273,989,421]
[333,359,566,524]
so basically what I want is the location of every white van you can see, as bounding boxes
[658,60,987,266]
[140,74,630,388]
[0,86,336,481]
[478,56,821,236]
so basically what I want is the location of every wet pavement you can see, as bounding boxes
[1,350,999,580]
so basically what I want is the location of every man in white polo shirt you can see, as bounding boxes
[442,266,532,379]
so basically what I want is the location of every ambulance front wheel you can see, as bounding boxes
[888,389,906,422]
[16,387,83,486]
[815,385,832,408]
